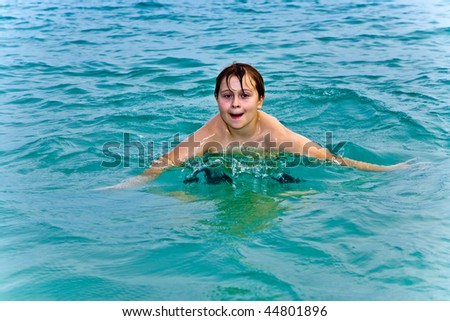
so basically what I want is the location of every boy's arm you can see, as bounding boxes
[95,139,198,190]
[96,119,217,190]
[94,161,166,190]
[303,143,407,172]
[337,157,409,171]
[283,129,408,172]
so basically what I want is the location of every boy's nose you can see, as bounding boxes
[232,96,240,107]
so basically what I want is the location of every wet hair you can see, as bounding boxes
[214,62,265,99]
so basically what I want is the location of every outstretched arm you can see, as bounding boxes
[304,143,409,172]
[337,156,410,171]
[282,128,408,172]
[94,159,168,190]
[95,122,216,190]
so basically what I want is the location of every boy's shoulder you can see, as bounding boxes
[259,111,286,132]
[193,114,227,140]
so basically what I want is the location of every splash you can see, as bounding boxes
[182,152,305,185]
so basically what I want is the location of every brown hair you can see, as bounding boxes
[214,62,265,99]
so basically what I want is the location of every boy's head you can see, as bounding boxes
[214,63,265,99]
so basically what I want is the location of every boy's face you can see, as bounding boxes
[215,74,264,133]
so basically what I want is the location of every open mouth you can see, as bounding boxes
[230,112,244,120]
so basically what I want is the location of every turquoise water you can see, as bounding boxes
[1,0,449,300]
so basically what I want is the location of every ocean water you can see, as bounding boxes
[0,0,449,300]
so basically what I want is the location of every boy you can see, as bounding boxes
[101,62,408,189]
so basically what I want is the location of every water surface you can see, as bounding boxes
[0,0,449,300]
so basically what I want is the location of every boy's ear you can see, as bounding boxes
[257,96,264,109]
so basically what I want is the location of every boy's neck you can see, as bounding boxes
[226,118,260,142]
